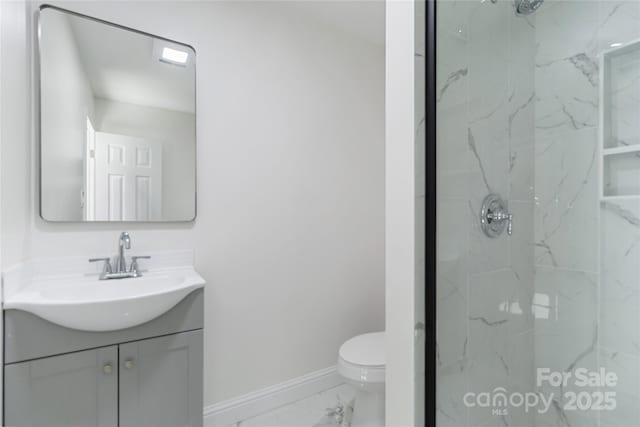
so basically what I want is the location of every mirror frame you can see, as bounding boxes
[36,4,198,223]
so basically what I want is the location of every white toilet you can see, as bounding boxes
[337,332,385,427]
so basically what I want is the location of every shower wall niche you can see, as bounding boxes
[602,40,640,198]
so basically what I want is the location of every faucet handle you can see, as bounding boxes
[89,258,113,275]
[129,256,151,275]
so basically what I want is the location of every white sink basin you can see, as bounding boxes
[3,268,205,332]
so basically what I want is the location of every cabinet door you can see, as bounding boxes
[119,330,203,427]
[4,346,118,427]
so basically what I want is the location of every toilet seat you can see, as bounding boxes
[339,332,385,367]
[338,332,385,384]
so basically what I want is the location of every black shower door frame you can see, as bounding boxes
[425,1,436,426]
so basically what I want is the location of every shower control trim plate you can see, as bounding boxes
[480,194,513,238]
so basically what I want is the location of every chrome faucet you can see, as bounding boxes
[89,232,150,280]
[116,232,131,273]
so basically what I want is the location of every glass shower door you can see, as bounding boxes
[435,1,640,426]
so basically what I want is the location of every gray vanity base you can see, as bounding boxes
[3,289,204,427]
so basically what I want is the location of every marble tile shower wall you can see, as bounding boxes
[598,1,640,423]
[438,1,640,426]
[436,1,536,426]
[533,2,599,426]
[533,2,640,427]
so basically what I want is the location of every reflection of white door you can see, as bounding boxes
[84,118,96,221]
[94,132,162,221]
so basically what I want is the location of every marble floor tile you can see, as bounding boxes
[236,384,356,427]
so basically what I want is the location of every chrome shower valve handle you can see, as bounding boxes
[480,194,513,238]
[486,211,513,235]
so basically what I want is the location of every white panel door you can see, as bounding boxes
[94,132,162,221]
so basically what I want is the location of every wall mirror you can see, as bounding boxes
[38,6,196,222]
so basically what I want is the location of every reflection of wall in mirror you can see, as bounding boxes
[40,11,94,221]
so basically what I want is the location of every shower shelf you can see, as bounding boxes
[601,195,640,202]
[602,146,640,156]
[600,39,640,199]
[600,150,640,198]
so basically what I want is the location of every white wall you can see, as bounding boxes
[385,1,416,425]
[0,1,4,423]
[1,0,31,282]
[1,0,385,408]
[414,2,426,426]
[39,8,95,221]
[93,98,196,220]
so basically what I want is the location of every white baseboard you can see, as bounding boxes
[203,365,342,427]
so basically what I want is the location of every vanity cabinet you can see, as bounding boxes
[5,346,118,427]
[4,290,204,427]
[119,330,203,427]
